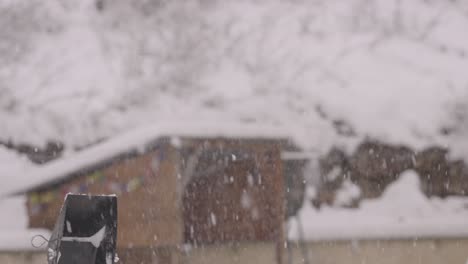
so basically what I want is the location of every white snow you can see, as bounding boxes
[106,253,113,264]
[66,221,72,233]
[0,0,466,157]
[333,179,361,207]
[1,0,468,250]
[289,170,468,241]
[47,248,56,261]
[241,192,252,209]
[210,212,217,226]
[0,149,39,243]
[0,146,38,193]
[0,227,50,251]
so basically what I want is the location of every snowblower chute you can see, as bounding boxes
[47,194,117,264]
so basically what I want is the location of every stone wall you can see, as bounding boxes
[315,140,468,206]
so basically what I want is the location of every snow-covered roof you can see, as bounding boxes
[2,122,298,197]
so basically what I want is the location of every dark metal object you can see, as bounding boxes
[47,194,118,264]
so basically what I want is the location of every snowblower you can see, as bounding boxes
[47,194,118,264]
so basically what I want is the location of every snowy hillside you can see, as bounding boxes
[0,0,467,157]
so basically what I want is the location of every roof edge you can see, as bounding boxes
[5,122,298,197]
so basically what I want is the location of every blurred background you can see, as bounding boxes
[1,0,468,263]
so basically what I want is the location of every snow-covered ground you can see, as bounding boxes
[1,0,468,250]
[0,147,48,250]
[289,170,468,241]
[0,196,50,251]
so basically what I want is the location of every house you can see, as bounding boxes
[13,123,308,264]
[6,124,468,264]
